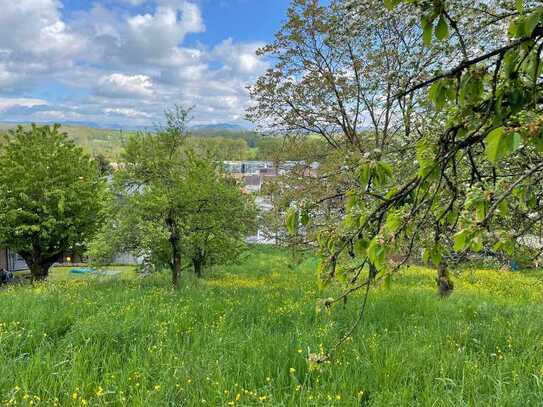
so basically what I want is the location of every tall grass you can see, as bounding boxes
[1,246,543,406]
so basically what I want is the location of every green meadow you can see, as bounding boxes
[1,247,543,406]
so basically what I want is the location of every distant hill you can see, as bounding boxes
[191,123,248,133]
[0,123,129,158]
[0,122,260,157]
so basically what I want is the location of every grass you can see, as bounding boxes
[10,266,137,285]
[1,246,543,406]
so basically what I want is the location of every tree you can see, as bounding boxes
[248,0,452,293]
[0,124,105,281]
[89,107,256,288]
[249,0,543,342]
[182,169,257,277]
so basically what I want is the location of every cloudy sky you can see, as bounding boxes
[0,0,291,128]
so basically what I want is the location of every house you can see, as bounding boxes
[0,248,27,272]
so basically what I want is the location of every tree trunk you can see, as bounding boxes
[26,256,57,283]
[192,248,205,278]
[166,214,182,289]
[171,243,181,289]
[193,258,202,278]
[436,262,454,297]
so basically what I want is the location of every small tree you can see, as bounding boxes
[0,125,105,281]
[183,171,257,277]
[90,107,257,288]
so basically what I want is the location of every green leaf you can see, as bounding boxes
[416,139,435,177]
[454,229,470,252]
[459,73,483,106]
[354,238,369,257]
[475,201,488,222]
[485,127,522,164]
[435,15,449,40]
[470,234,483,252]
[429,81,448,111]
[359,165,371,189]
[503,50,519,77]
[285,208,298,235]
[300,209,310,226]
[385,211,402,234]
[525,9,542,36]
[422,18,433,47]
[368,238,385,271]
[374,161,393,186]
[384,0,400,10]
[508,20,520,38]
[431,246,443,266]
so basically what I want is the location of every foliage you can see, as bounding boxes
[249,0,543,314]
[187,136,250,161]
[89,107,257,287]
[1,248,543,405]
[0,124,105,280]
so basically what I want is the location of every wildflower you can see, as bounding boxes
[289,368,296,374]
[95,386,105,397]
[154,384,161,391]
[72,393,78,400]
[258,395,268,401]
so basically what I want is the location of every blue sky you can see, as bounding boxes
[0,0,293,128]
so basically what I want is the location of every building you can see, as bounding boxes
[0,248,27,272]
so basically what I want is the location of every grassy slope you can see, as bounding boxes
[1,247,543,406]
[0,124,128,159]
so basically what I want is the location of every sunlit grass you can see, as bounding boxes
[1,247,543,406]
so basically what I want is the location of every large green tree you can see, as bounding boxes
[0,125,105,281]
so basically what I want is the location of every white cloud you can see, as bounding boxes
[0,0,270,127]
[213,39,268,75]
[105,107,152,118]
[0,64,19,87]
[96,73,155,98]
[0,98,48,111]
[123,2,204,64]
[0,0,84,59]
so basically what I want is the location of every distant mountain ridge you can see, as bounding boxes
[0,121,257,159]
[191,123,248,132]
[0,121,249,133]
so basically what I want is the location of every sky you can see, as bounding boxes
[0,0,292,128]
